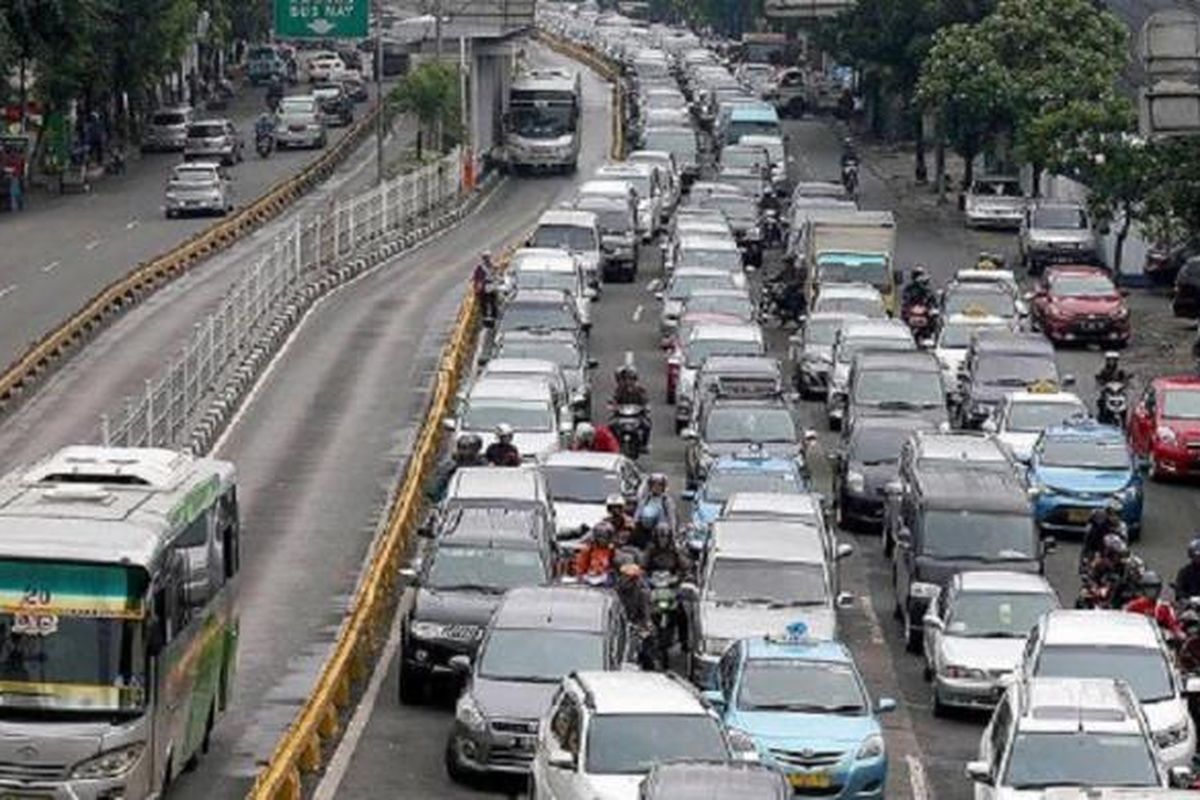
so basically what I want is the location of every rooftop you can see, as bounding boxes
[573,671,706,715]
[492,586,612,632]
[956,570,1056,595]
[711,520,825,563]
[1041,609,1159,648]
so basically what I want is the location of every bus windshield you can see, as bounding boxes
[511,105,575,138]
[0,560,149,714]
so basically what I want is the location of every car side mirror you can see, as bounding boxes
[1170,766,1194,788]
[587,358,600,369]
[884,480,902,497]
[923,613,943,631]
[966,761,993,785]
[442,417,458,431]
[448,654,471,674]
[681,428,698,441]
[398,566,418,584]
[835,542,854,560]
[877,697,897,714]
[836,591,856,609]
[1062,374,1076,387]
[548,746,577,771]
[701,689,726,710]
[1041,536,1057,554]
[1185,676,1200,695]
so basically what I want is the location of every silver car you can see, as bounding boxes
[142,106,193,152]
[789,311,866,398]
[963,175,1025,229]
[164,162,233,218]
[274,95,327,150]
[1019,200,1098,273]
[922,571,1059,715]
[183,119,243,165]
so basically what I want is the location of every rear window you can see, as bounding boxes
[249,47,277,60]
[188,123,225,138]
[151,112,187,126]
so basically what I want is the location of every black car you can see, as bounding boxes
[1174,256,1200,318]
[313,82,354,127]
[844,350,948,431]
[399,507,554,703]
[833,415,936,531]
[952,331,1068,428]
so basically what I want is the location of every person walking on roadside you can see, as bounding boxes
[471,250,501,324]
[5,167,22,213]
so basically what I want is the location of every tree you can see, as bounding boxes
[390,62,461,159]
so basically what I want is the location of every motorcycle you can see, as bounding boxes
[648,571,681,671]
[1097,380,1128,428]
[611,404,646,460]
[841,160,859,197]
[901,302,939,347]
[255,131,274,159]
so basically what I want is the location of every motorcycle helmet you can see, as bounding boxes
[495,423,514,442]
[605,494,626,512]
[574,421,596,444]
[1139,569,1163,600]
[648,472,668,491]
[1104,351,1120,365]
[1189,536,1200,561]
[592,521,615,545]
[616,364,638,382]
[456,433,483,456]
[619,562,643,580]
[1105,496,1123,515]
[1103,533,1129,560]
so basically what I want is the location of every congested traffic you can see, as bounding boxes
[390,4,1200,799]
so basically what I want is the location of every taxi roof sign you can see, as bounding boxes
[1028,379,1059,394]
[766,620,813,645]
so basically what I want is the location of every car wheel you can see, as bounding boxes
[932,688,947,718]
[165,209,175,219]
[903,604,921,653]
[444,738,470,785]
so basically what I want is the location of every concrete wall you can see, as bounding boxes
[471,46,511,164]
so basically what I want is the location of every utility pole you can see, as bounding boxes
[435,0,444,59]
[460,35,470,173]
[376,0,386,185]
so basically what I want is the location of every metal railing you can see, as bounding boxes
[99,147,465,451]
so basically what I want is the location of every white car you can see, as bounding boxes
[668,233,743,275]
[594,163,664,240]
[987,390,1089,463]
[935,312,1015,390]
[811,283,887,318]
[307,51,345,82]
[626,149,681,218]
[540,451,643,539]
[963,175,1026,229]
[674,322,764,412]
[507,248,595,328]
[449,376,571,462]
[531,671,733,800]
[826,319,915,429]
[529,208,603,291]
[164,162,233,218]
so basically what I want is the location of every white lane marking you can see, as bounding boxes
[632,304,643,322]
[84,239,103,251]
[624,350,634,366]
[125,220,139,230]
[0,285,18,301]
[644,279,656,292]
[40,261,60,273]
[858,593,885,646]
[906,753,931,800]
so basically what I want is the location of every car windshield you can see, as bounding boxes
[462,398,554,431]
[736,660,867,713]
[425,546,544,592]
[678,247,741,271]
[722,149,766,170]
[850,426,916,465]
[945,591,1057,638]
[499,303,576,332]
[973,179,1022,197]
[188,123,225,138]
[531,225,597,252]
[477,629,605,681]
[944,289,1015,317]
[838,336,913,364]
[574,200,630,233]
[921,510,1035,561]
[708,558,828,605]
[816,297,884,317]
[685,338,762,368]
[1004,732,1159,790]
[1162,389,1200,419]
[817,259,889,287]
[515,270,577,293]
[700,195,755,221]
[585,714,729,774]
[496,341,581,369]
[803,318,844,346]
[644,130,697,155]
[172,168,217,185]
[853,368,943,407]
[684,295,753,319]
[977,353,1058,387]
[280,97,315,113]
[718,173,762,196]
[1036,644,1174,702]
[1033,206,1087,230]
[1039,438,1130,469]
[1007,401,1086,432]
[669,274,737,300]
[544,466,621,503]
[151,111,187,126]
[703,406,794,443]
[1051,275,1115,297]
[939,322,1005,349]
[703,468,803,503]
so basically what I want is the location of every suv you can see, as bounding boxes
[953,331,1067,429]
[888,467,1050,652]
[968,677,1179,796]
[680,355,782,435]
[274,95,326,150]
[530,671,733,800]
[1019,200,1098,274]
[399,507,555,704]
[844,350,947,430]
[683,396,808,489]
[142,106,193,152]
[183,119,243,165]
[1017,610,1197,769]
[311,81,354,126]
[826,319,915,430]
[446,586,632,781]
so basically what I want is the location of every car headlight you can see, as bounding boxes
[910,581,940,599]
[726,726,759,757]
[1157,426,1178,445]
[1155,721,1190,749]
[410,620,449,640]
[71,743,145,780]
[944,664,989,681]
[856,733,885,761]
[846,471,865,493]
[456,693,487,732]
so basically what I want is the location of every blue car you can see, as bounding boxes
[703,626,893,799]
[681,454,808,554]
[1028,420,1143,539]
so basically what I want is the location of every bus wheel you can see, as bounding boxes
[202,703,215,754]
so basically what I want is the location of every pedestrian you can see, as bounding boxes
[471,250,500,323]
[5,168,21,213]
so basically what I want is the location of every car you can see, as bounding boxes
[450,376,570,462]
[594,163,664,239]
[962,175,1026,229]
[737,134,788,192]
[626,149,681,218]
[491,329,596,418]
[1172,257,1200,318]
[1016,610,1198,769]
[1030,265,1131,345]
[182,118,243,165]
[719,491,827,530]
[889,467,1049,652]
[438,465,554,523]
[833,416,937,531]
[480,357,577,425]
[639,760,791,800]
[641,126,700,184]
[659,268,746,340]
[307,51,346,82]
[311,81,354,126]
[941,281,1021,325]
[694,521,853,686]
[498,288,589,338]
[142,106,193,152]
[399,507,555,703]
[530,671,733,800]
[575,181,640,279]
[445,586,632,780]
[669,321,763,409]
[678,289,755,328]
[335,70,370,102]
[843,350,947,430]
[1019,200,1098,273]
[682,455,809,554]
[691,191,763,265]
[705,631,894,798]
[791,180,853,205]
[274,95,327,149]
[683,396,808,489]
[507,248,595,330]
[789,312,865,399]
[715,165,769,205]
[784,197,858,267]
[529,208,604,292]
[921,571,1059,715]
[247,44,291,85]
[988,389,1089,464]
[678,355,782,436]
[1028,420,1143,539]
[968,677,1179,797]
[1129,375,1200,480]
[826,319,915,430]
[163,162,233,218]
[954,331,1068,429]
[934,311,1016,392]
[810,284,887,318]
[667,217,737,254]
[540,451,643,542]
[668,233,743,275]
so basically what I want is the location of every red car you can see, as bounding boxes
[1030,265,1130,345]
[1128,375,1200,479]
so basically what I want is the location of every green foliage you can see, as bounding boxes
[389,62,462,153]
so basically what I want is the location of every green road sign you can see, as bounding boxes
[275,0,369,39]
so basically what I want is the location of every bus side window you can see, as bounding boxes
[218,488,240,580]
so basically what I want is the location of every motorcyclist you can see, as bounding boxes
[1123,570,1184,640]
[635,473,679,533]
[1081,497,1128,572]
[1095,351,1131,385]
[1175,537,1200,600]
[471,250,501,324]
[484,423,521,466]
[901,266,936,310]
[603,494,635,543]
[425,433,485,501]
[614,560,654,668]
[266,75,284,111]
[643,523,693,579]
[611,364,651,449]
[570,420,620,453]
[840,137,858,172]
[254,113,275,144]
[768,272,806,325]
[571,520,617,580]
[1083,534,1141,608]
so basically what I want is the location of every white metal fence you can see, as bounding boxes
[100,147,464,450]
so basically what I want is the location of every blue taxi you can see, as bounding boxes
[681,454,808,554]
[703,625,893,799]
[1028,420,1143,538]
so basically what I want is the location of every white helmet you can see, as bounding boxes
[496,423,514,441]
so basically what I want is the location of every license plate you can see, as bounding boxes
[1081,321,1105,331]
[1067,508,1091,523]
[789,771,831,789]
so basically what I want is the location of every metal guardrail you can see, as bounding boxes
[0,98,390,412]
[99,149,464,451]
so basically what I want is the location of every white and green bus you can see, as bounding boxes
[0,446,240,799]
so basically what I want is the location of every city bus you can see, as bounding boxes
[0,446,240,799]
[505,67,582,173]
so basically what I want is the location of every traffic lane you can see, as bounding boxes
[0,74,385,370]
[167,43,614,800]
[0,99,415,469]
